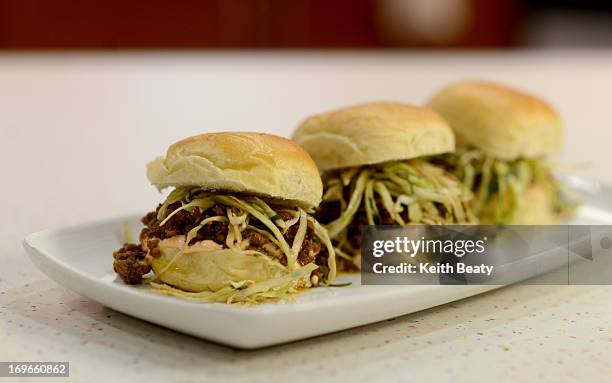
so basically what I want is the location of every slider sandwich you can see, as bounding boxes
[112,132,336,304]
[292,103,477,270]
[427,81,576,224]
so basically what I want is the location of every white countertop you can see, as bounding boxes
[1,51,611,382]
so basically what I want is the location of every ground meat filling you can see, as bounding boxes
[278,210,321,266]
[315,198,398,251]
[140,202,228,245]
[113,243,151,284]
[114,201,323,284]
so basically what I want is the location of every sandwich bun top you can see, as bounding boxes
[427,81,563,160]
[292,102,455,171]
[147,132,323,209]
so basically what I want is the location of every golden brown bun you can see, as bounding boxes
[150,239,287,293]
[427,81,563,160]
[147,132,323,209]
[292,102,455,171]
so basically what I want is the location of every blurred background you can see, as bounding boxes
[2,0,612,236]
[0,0,611,49]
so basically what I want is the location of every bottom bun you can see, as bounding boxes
[150,237,286,293]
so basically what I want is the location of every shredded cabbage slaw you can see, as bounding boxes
[320,159,477,260]
[440,148,576,224]
[145,187,337,304]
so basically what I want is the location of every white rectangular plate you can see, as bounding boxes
[23,177,612,349]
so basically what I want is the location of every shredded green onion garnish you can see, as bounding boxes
[159,198,214,226]
[157,187,192,221]
[320,159,477,259]
[328,282,352,287]
[215,195,296,270]
[437,148,576,224]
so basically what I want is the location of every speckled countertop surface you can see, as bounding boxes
[3,260,611,382]
[2,51,612,382]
